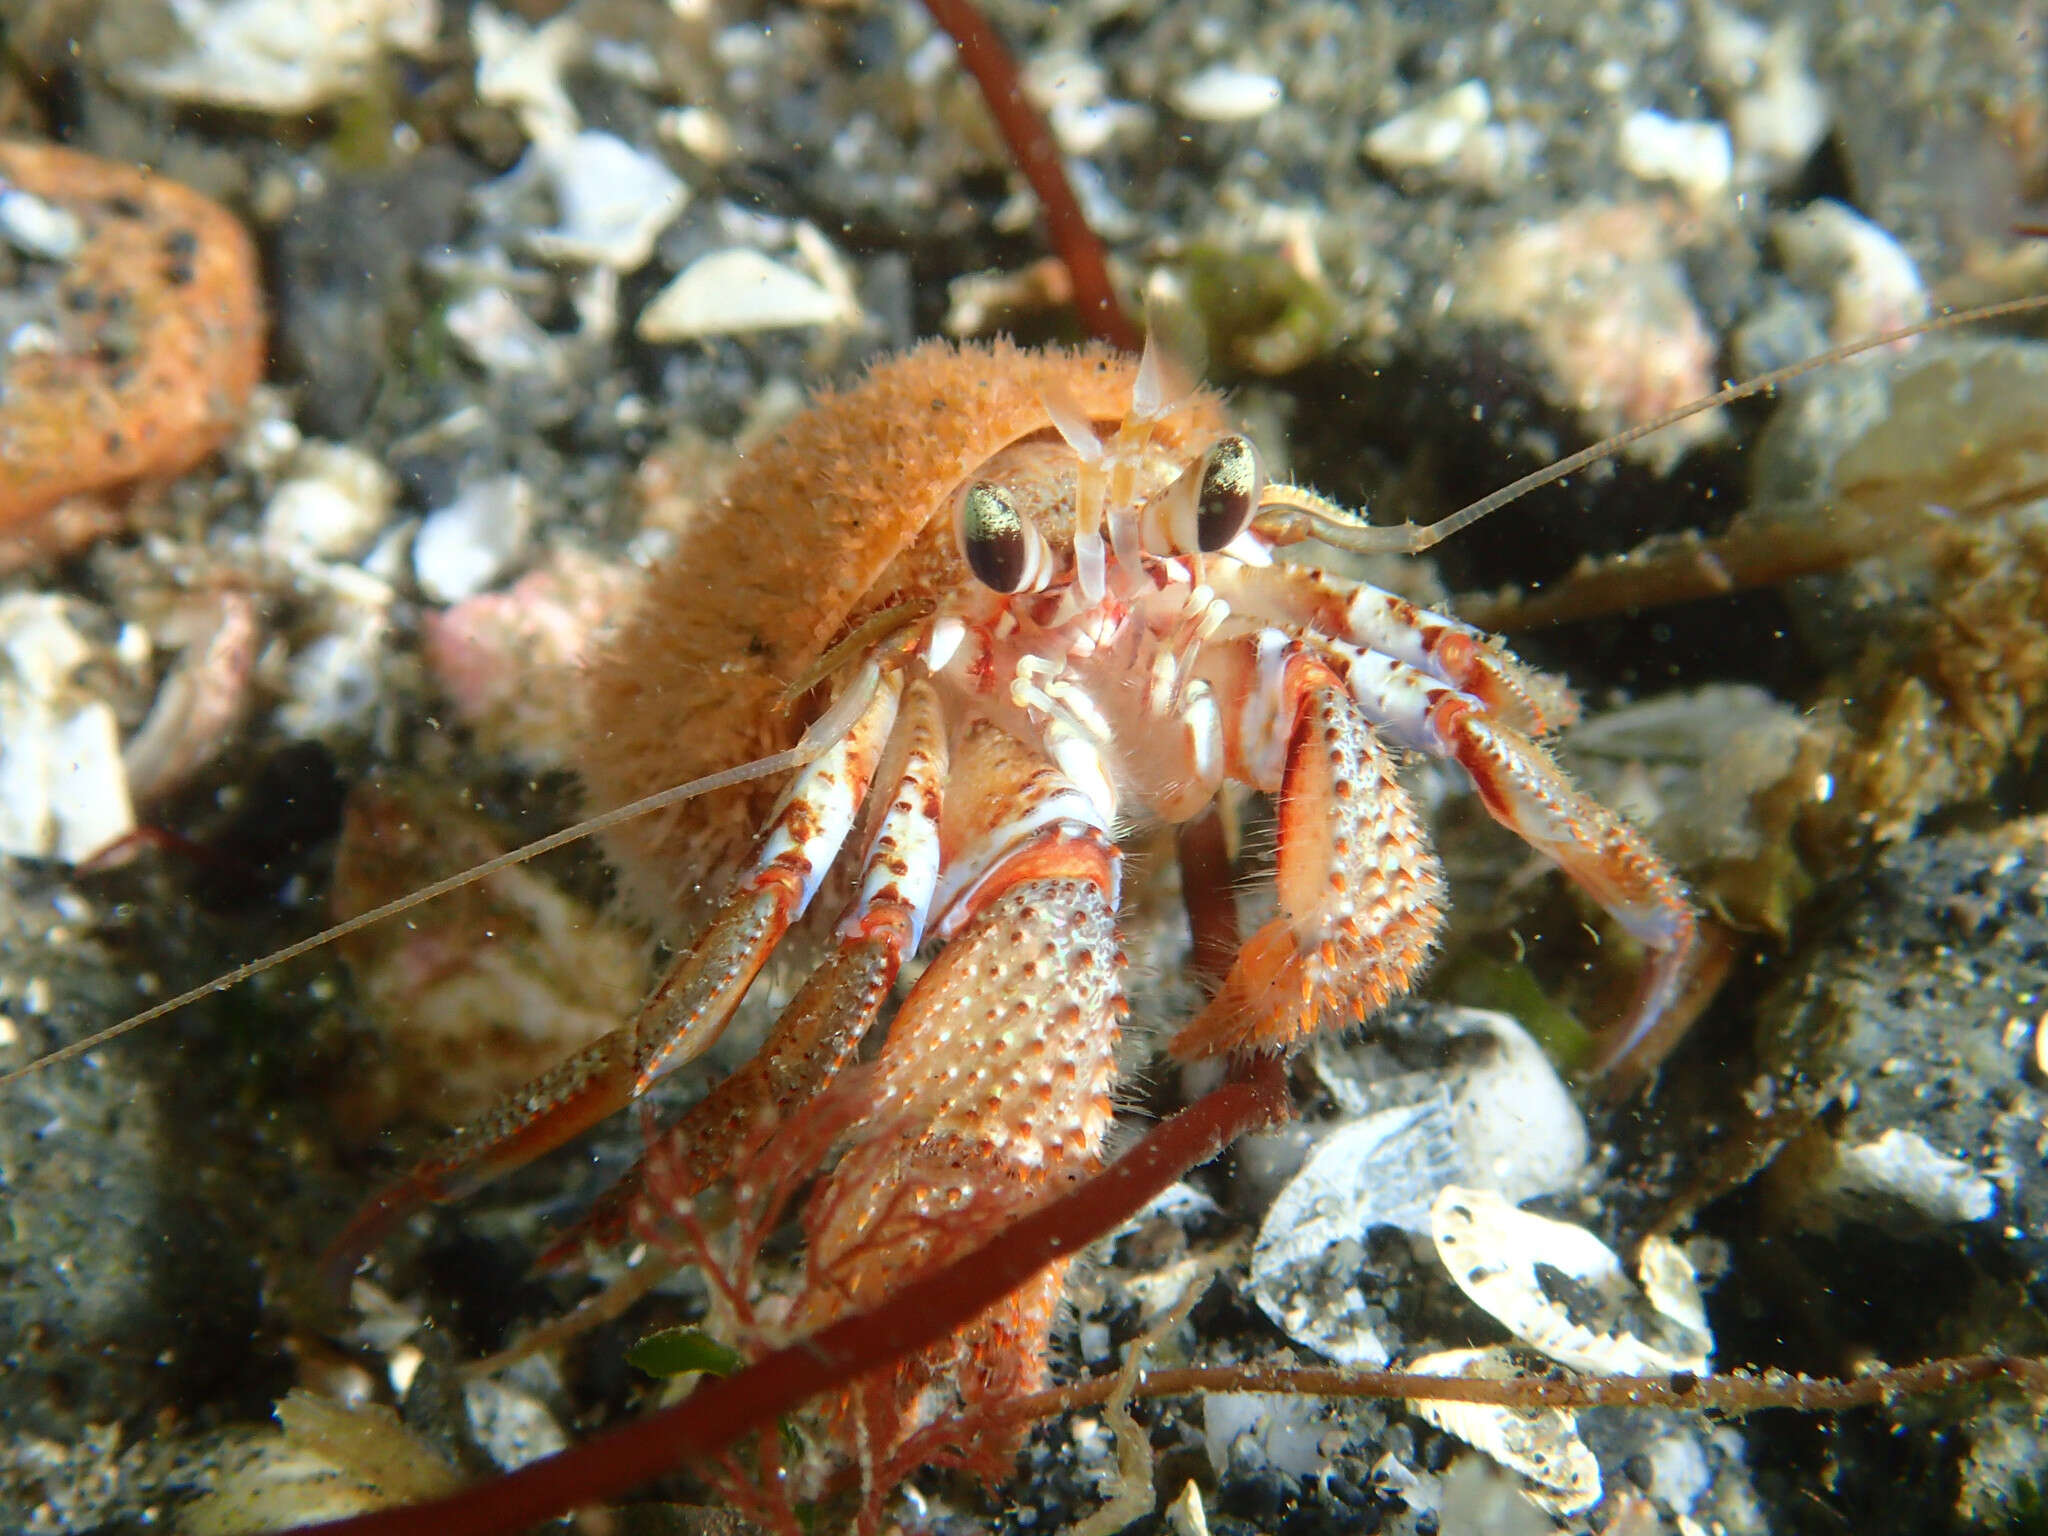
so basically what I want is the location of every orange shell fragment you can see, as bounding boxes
[0,141,264,550]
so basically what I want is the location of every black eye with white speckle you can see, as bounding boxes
[1195,436,1261,552]
[959,482,1031,592]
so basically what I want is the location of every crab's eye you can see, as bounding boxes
[1194,435,1261,552]
[959,481,1034,592]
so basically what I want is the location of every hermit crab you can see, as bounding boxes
[309,330,1699,1498]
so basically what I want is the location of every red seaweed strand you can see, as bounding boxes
[920,0,1142,351]
[281,1056,1291,1536]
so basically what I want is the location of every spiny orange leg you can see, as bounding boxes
[795,837,1125,1477]
[535,682,952,1271]
[1328,638,1702,1078]
[1174,638,1446,1059]
[1432,697,1703,1079]
[320,673,905,1294]
[1210,557,1580,735]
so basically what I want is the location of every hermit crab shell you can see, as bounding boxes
[578,340,1228,925]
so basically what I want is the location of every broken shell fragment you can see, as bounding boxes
[413,474,535,603]
[181,1391,462,1535]
[122,590,261,805]
[1249,1090,1459,1366]
[1253,1010,1592,1366]
[1617,110,1734,205]
[113,0,439,113]
[0,594,135,863]
[1430,1186,1712,1376]
[517,131,688,272]
[1773,198,1928,344]
[1364,80,1491,173]
[637,248,862,341]
[1407,1346,1602,1517]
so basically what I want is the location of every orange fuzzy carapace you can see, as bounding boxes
[0,142,264,549]
[579,339,1229,924]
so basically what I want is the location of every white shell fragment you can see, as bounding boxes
[1773,198,1929,344]
[1437,1009,1591,1204]
[1201,1393,1329,1479]
[1430,1186,1713,1376]
[414,474,535,603]
[443,286,568,381]
[1254,1010,1590,1366]
[1025,53,1149,154]
[1618,110,1734,204]
[472,2,583,144]
[1363,80,1518,190]
[0,185,82,260]
[1811,1128,1998,1228]
[0,595,135,864]
[1367,80,1490,169]
[116,0,439,113]
[1171,65,1284,124]
[1310,1008,1591,1206]
[638,247,861,341]
[259,442,398,564]
[519,131,688,272]
[463,1378,568,1471]
[1250,1091,1459,1366]
[1407,1346,1602,1517]
[1698,3,1830,187]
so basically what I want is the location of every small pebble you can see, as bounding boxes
[1774,198,1928,342]
[1363,80,1518,191]
[1364,80,1491,172]
[259,443,397,563]
[414,474,535,602]
[1618,110,1734,203]
[0,187,81,260]
[0,142,264,548]
[1170,65,1284,124]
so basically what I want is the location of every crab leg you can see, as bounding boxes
[539,681,952,1265]
[1174,636,1445,1058]
[796,723,1125,1449]
[1208,558,1579,735]
[1325,639,1700,1070]
[321,671,903,1288]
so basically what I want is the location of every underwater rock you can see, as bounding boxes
[1750,816,2048,1256]
[1452,202,1726,472]
[0,141,263,560]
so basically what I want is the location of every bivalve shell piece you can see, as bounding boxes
[1430,1186,1712,1376]
[1249,1090,1460,1366]
[1407,1346,1602,1517]
[637,248,861,341]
